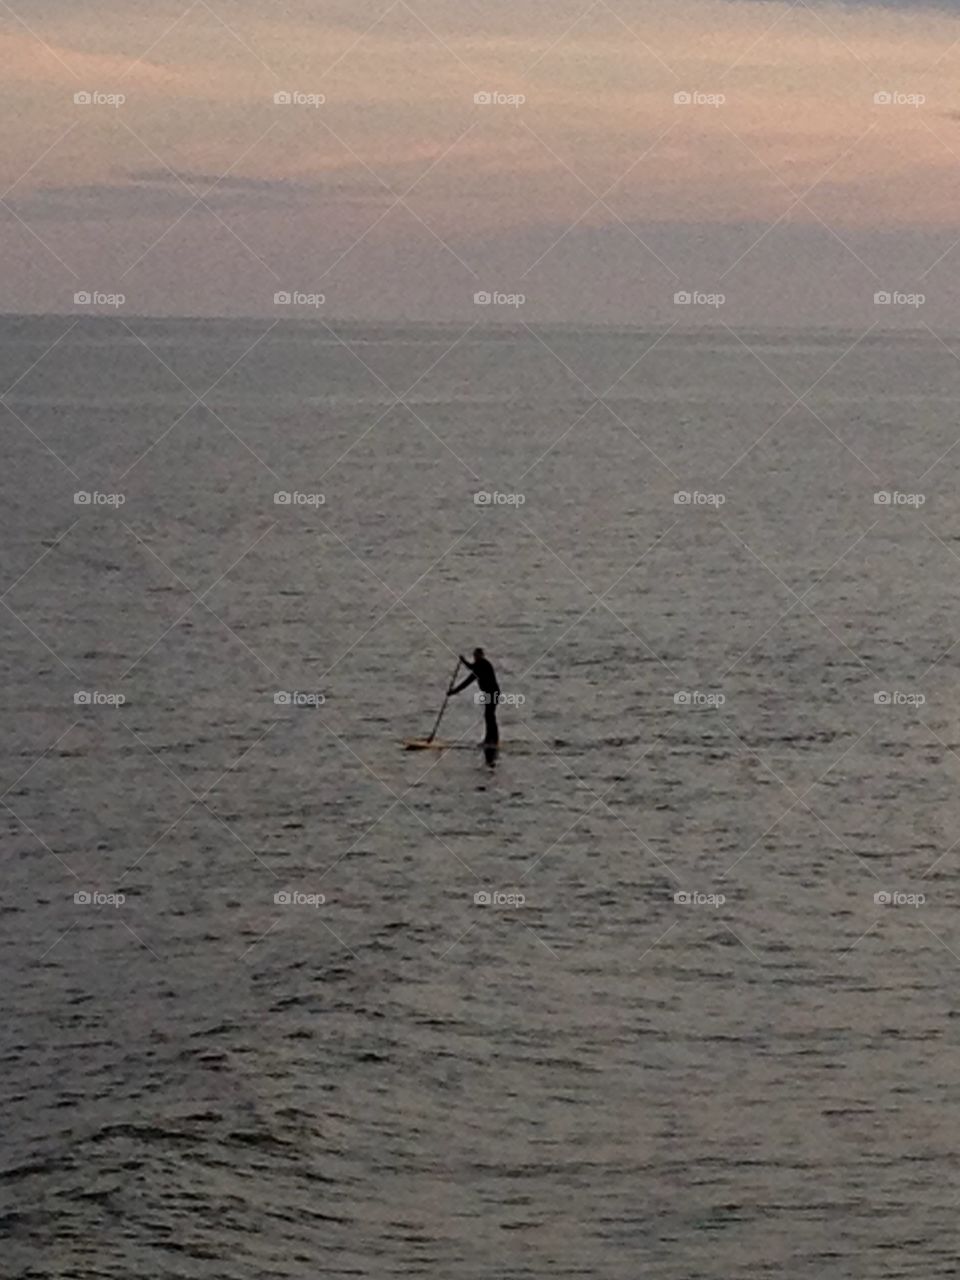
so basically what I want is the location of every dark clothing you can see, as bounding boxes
[450,655,501,745]
[451,656,500,699]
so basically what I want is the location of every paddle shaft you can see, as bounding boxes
[426,658,461,743]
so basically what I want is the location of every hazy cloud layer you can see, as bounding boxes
[3,0,960,321]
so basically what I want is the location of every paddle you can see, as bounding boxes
[425,657,461,745]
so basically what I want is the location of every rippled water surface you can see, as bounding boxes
[4,317,960,1278]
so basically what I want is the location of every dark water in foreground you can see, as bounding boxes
[4,317,960,1277]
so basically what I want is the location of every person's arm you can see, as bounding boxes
[449,671,476,695]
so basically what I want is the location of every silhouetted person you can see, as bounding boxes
[450,648,500,746]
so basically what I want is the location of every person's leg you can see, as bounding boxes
[484,699,499,745]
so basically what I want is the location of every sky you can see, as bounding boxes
[3,0,960,324]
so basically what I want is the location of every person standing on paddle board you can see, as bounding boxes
[449,648,501,745]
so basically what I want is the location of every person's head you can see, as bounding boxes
[473,647,484,661]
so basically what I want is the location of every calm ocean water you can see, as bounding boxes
[4,315,960,1278]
